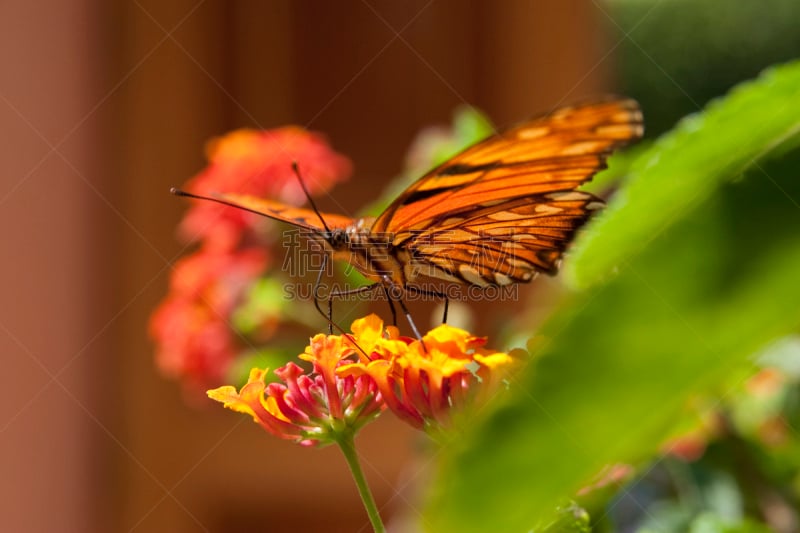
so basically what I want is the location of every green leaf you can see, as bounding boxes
[425,60,800,533]
[540,501,591,533]
[581,141,650,194]
[688,512,774,533]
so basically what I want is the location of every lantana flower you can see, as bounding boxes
[207,314,518,532]
[208,313,520,441]
[179,127,352,250]
[151,126,351,393]
[339,314,521,432]
[207,327,384,447]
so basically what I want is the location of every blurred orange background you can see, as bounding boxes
[1,2,617,531]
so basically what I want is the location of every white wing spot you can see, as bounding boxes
[487,211,531,221]
[586,201,604,210]
[516,126,549,140]
[494,273,512,285]
[596,124,638,138]
[459,265,489,287]
[546,191,591,202]
[613,109,643,123]
[434,229,476,242]
[561,141,601,155]
[409,262,460,284]
[486,227,514,236]
[502,241,525,250]
[416,245,450,255]
[534,204,563,215]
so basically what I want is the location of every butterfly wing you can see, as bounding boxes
[403,192,600,286]
[372,97,643,285]
[214,192,356,231]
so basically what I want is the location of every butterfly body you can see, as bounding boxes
[325,221,409,286]
[175,97,643,302]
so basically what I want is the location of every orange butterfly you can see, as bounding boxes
[174,98,642,336]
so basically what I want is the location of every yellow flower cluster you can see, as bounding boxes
[208,314,520,445]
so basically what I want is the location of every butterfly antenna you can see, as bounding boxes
[291,162,331,234]
[171,187,193,198]
[169,187,262,214]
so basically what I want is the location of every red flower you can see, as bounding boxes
[178,127,351,250]
[150,247,267,392]
[152,126,351,394]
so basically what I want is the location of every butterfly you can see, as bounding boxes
[173,97,643,337]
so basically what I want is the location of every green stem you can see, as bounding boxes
[336,431,386,533]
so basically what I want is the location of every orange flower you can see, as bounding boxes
[339,315,520,431]
[153,126,350,394]
[179,127,351,250]
[207,327,383,447]
[209,314,519,442]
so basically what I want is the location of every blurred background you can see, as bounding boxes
[2,1,799,532]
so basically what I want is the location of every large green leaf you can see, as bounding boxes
[425,61,800,533]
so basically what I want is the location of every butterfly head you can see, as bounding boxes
[326,227,351,250]
[322,218,377,251]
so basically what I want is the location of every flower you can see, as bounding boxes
[152,126,351,394]
[150,246,268,391]
[207,314,519,444]
[339,315,520,431]
[207,326,384,447]
[178,127,352,250]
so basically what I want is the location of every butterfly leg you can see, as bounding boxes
[379,276,426,346]
[312,255,376,337]
[396,295,424,343]
[312,254,334,334]
[327,298,333,335]
[381,285,398,326]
